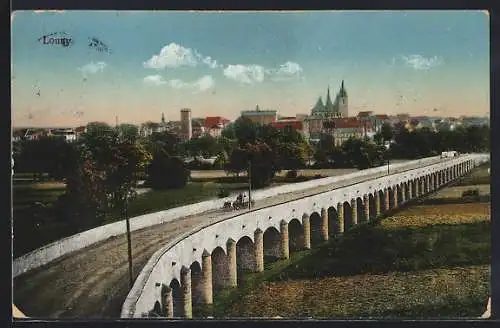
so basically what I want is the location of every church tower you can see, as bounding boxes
[325,86,334,114]
[311,96,325,116]
[335,80,348,117]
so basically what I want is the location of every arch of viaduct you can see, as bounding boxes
[122,154,489,318]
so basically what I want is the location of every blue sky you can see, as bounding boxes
[11,10,489,127]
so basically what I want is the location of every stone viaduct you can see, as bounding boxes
[121,153,489,318]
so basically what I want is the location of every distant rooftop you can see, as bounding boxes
[241,110,277,116]
[357,111,374,117]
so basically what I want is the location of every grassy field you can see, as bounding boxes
[208,164,491,319]
[12,181,241,257]
[425,162,490,202]
[13,183,69,257]
[453,162,490,186]
[123,182,238,220]
[428,185,490,199]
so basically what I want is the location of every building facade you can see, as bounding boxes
[306,80,349,139]
[270,119,310,139]
[323,117,374,147]
[241,105,278,125]
[203,116,231,138]
[373,114,390,133]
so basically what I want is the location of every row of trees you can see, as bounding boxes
[313,123,490,170]
[13,119,490,229]
[15,122,179,229]
[378,124,490,159]
[14,120,490,183]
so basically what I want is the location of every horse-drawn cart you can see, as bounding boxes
[223,198,255,211]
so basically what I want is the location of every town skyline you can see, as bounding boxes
[11,10,490,127]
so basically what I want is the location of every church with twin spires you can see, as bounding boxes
[310,80,348,118]
[307,80,349,138]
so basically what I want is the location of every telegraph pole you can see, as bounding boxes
[385,141,390,175]
[248,159,252,210]
[125,201,133,288]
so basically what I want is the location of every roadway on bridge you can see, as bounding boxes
[13,157,447,318]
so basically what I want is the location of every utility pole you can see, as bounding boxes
[125,201,133,288]
[248,159,252,210]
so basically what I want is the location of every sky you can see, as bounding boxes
[11,10,490,127]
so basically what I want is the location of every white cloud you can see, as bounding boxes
[198,54,220,69]
[144,42,220,70]
[167,75,215,92]
[195,75,215,91]
[143,75,166,86]
[223,61,303,84]
[270,61,303,81]
[77,61,107,77]
[400,54,443,70]
[223,64,266,84]
[276,61,303,75]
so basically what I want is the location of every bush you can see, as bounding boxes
[146,153,190,190]
[286,170,298,179]
[314,174,323,179]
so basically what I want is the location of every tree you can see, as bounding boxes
[54,143,108,230]
[228,141,278,188]
[313,135,337,167]
[380,123,394,142]
[233,117,258,146]
[246,142,279,188]
[214,150,229,169]
[146,131,182,156]
[221,122,236,140]
[183,135,221,158]
[464,125,489,152]
[14,136,77,180]
[226,146,248,177]
[105,142,150,210]
[373,132,383,145]
[276,142,308,169]
[216,136,237,157]
[117,124,139,143]
[146,152,190,189]
[341,138,384,169]
[55,122,150,230]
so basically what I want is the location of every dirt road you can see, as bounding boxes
[13,157,445,318]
